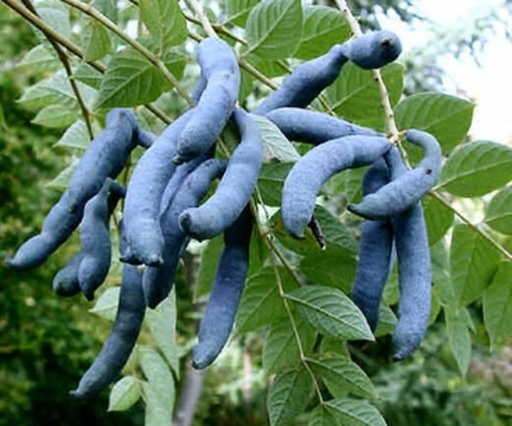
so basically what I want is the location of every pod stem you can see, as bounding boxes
[307,217,327,250]
[333,0,400,141]
[185,0,218,39]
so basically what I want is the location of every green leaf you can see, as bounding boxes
[287,286,374,341]
[89,286,120,321]
[246,0,303,60]
[445,306,472,376]
[32,104,77,128]
[257,162,293,207]
[108,376,141,412]
[74,64,104,90]
[243,52,288,78]
[309,404,342,426]
[299,246,357,293]
[141,381,174,426]
[438,140,512,197]
[84,20,111,62]
[450,224,501,306]
[343,167,366,204]
[486,187,512,235]
[395,92,474,154]
[235,267,296,335]
[55,120,95,150]
[37,3,71,40]
[294,6,350,60]
[267,367,312,426]
[313,206,357,253]
[96,47,186,108]
[483,261,512,348]
[252,114,301,162]
[140,0,186,51]
[374,304,397,338]
[325,62,403,131]
[226,0,260,27]
[138,345,175,410]
[17,45,59,73]
[422,195,454,245]
[324,398,387,426]
[19,71,96,111]
[306,356,376,399]
[145,291,179,377]
[263,316,315,375]
[45,157,79,189]
[94,0,118,22]
[195,235,224,300]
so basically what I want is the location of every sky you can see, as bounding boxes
[381,0,512,143]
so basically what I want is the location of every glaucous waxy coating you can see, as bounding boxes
[347,129,441,220]
[192,206,252,369]
[6,109,139,270]
[265,107,380,145]
[351,158,393,332]
[122,109,195,267]
[253,44,348,115]
[281,135,393,239]
[174,37,240,164]
[179,109,263,241]
[385,147,432,361]
[143,158,227,309]
[77,179,124,300]
[341,30,402,70]
[71,222,146,398]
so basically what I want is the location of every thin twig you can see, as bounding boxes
[20,0,95,139]
[60,0,195,106]
[333,0,400,141]
[187,30,279,91]
[3,0,171,124]
[185,0,217,39]
[429,191,512,261]
[183,13,337,114]
[268,256,325,403]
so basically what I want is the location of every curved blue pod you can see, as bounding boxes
[351,158,393,332]
[78,179,123,300]
[253,45,348,115]
[143,158,227,309]
[122,109,195,266]
[347,129,441,220]
[52,252,84,298]
[192,205,252,369]
[392,202,431,360]
[341,30,402,69]
[6,109,138,270]
[174,38,240,163]
[71,262,145,398]
[159,145,216,215]
[71,222,146,398]
[382,147,432,360]
[66,108,138,211]
[281,135,393,239]
[179,108,263,241]
[265,108,379,145]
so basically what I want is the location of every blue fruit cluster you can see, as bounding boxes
[7,29,437,398]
